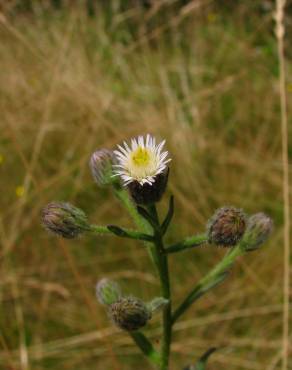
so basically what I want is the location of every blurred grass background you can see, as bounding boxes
[0,1,291,369]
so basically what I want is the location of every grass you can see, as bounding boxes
[0,2,291,369]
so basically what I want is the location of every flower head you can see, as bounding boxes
[108,296,151,331]
[242,213,273,251]
[89,149,118,187]
[41,202,90,239]
[207,206,247,247]
[113,134,171,186]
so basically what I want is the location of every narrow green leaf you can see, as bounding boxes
[166,234,207,254]
[161,195,174,235]
[107,225,154,242]
[137,206,159,231]
[183,347,217,370]
[130,331,161,366]
[195,347,217,369]
[107,225,128,237]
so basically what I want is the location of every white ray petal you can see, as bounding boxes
[123,141,131,153]
[113,135,171,186]
[146,134,150,147]
[131,138,138,150]
[117,145,129,157]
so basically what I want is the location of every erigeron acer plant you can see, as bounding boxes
[42,134,273,370]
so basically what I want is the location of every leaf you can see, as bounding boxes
[183,347,217,370]
[107,225,154,242]
[195,347,217,370]
[165,234,207,254]
[107,225,128,237]
[137,206,159,231]
[161,195,174,235]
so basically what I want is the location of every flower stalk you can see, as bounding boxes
[172,243,243,324]
[144,203,172,370]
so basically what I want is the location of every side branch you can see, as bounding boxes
[172,243,244,324]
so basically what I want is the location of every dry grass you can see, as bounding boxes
[0,2,291,369]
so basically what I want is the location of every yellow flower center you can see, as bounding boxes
[131,147,150,167]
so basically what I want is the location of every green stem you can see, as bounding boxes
[148,204,172,370]
[172,244,244,324]
[160,253,172,370]
[165,234,208,254]
[130,332,162,367]
[89,225,112,235]
[113,186,157,264]
[113,187,168,366]
[113,186,151,233]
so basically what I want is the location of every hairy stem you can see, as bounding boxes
[130,332,162,367]
[89,225,112,235]
[113,186,151,233]
[113,186,158,264]
[113,187,169,365]
[172,243,244,324]
[148,204,172,370]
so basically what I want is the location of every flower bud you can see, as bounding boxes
[127,168,169,205]
[89,149,118,187]
[242,213,273,251]
[41,202,90,239]
[96,279,121,306]
[108,297,152,331]
[207,206,246,247]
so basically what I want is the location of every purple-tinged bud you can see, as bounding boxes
[207,206,247,247]
[41,202,90,239]
[108,297,151,331]
[242,213,273,251]
[127,168,169,205]
[89,149,118,187]
[96,279,121,306]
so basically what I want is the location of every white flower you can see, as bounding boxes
[114,134,171,186]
